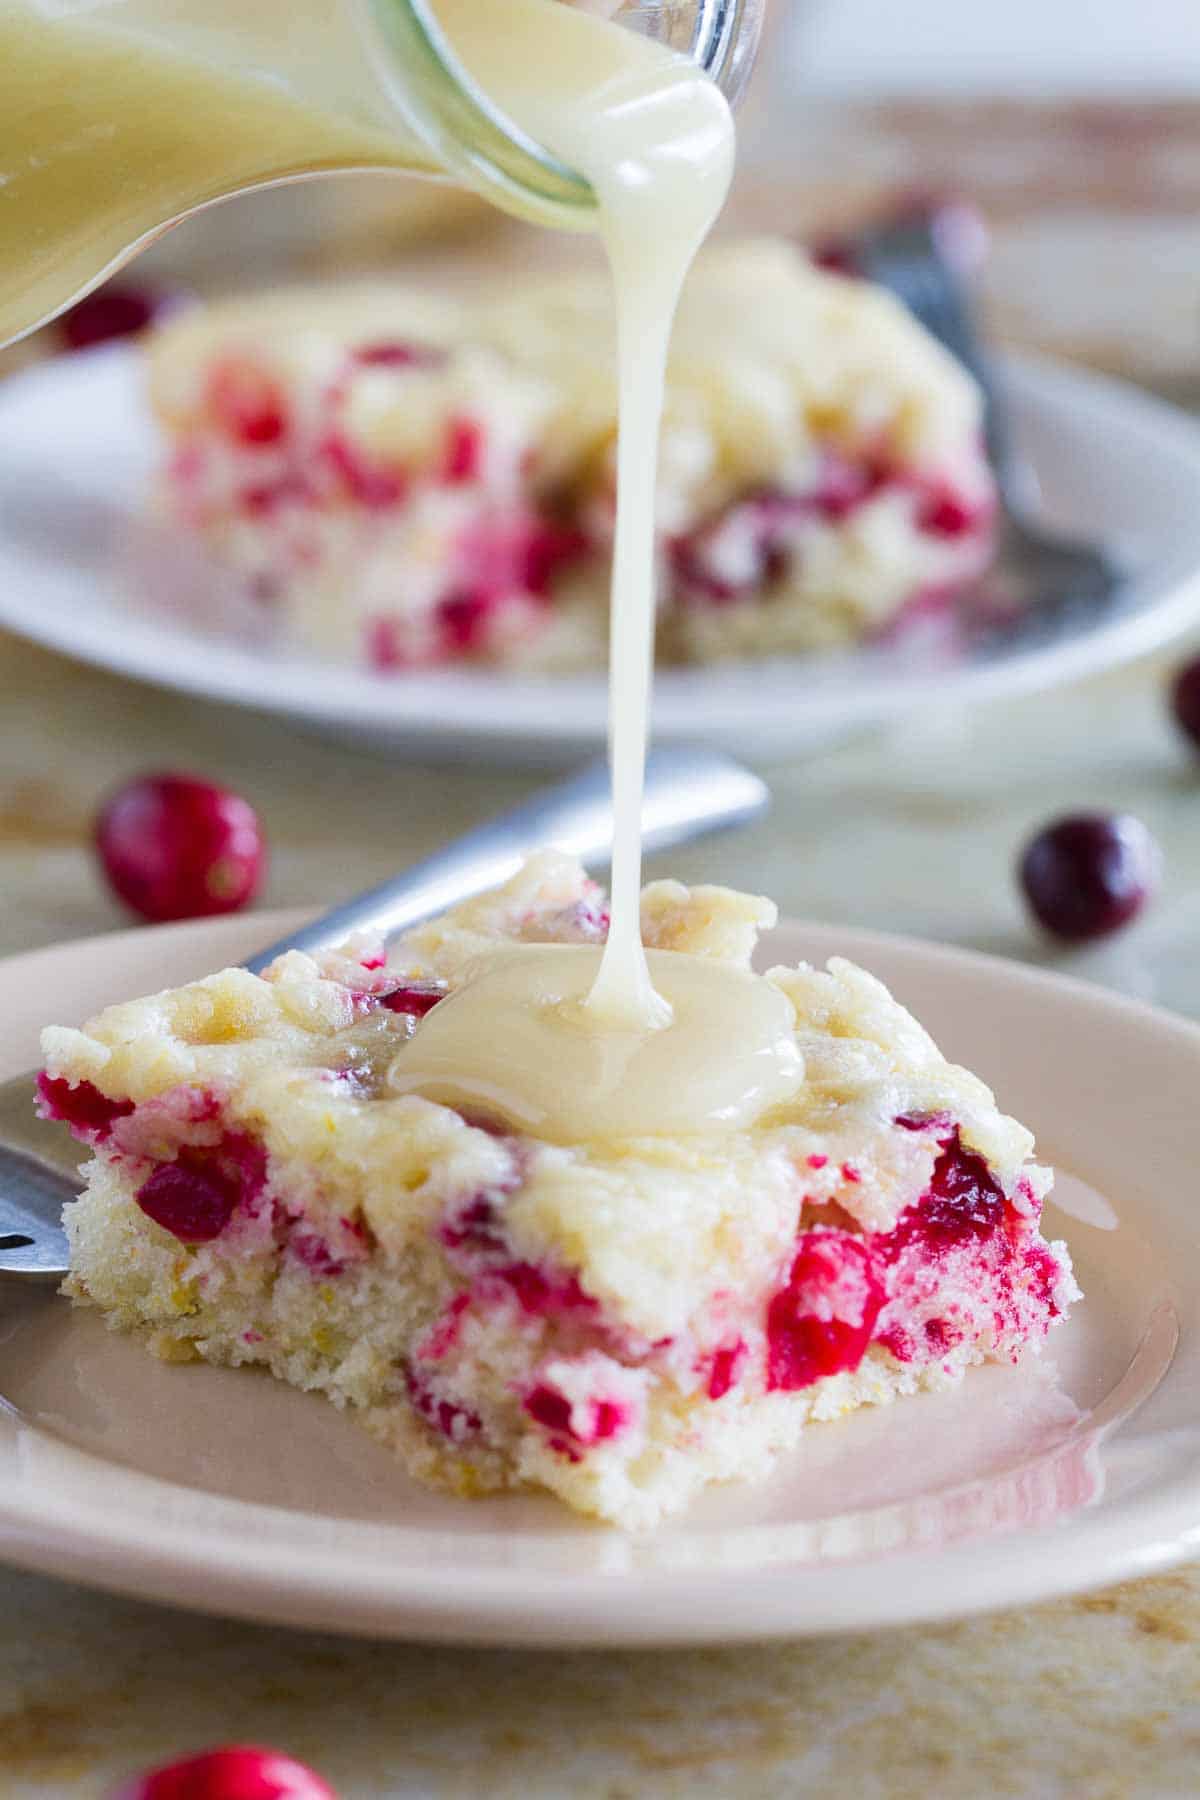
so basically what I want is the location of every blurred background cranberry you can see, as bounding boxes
[1169,652,1200,751]
[58,281,184,352]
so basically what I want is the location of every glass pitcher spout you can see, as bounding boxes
[374,0,763,219]
[0,0,762,350]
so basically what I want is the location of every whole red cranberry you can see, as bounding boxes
[59,283,172,352]
[96,773,266,924]
[113,1744,337,1800]
[1019,812,1160,943]
[1169,654,1200,750]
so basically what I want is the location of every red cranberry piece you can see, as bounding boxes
[404,1368,482,1441]
[671,493,786,604]
[114,1744,337,1800]
[766,1231,884,1392]
[591,1399,626,1441]
[286,1229,346,1277]
[885,1132,1006,1258]
[135,1134,265,1245]
[96,773,266,923]
[1019,812,1159,943]
[377,981,446,1018]
[35,1072,134,1143]
[456,515,588,603]
[489,1260,595,1317]
[810,453,887,522]
[59,283,169,352]
[438,591,493,653]
[524,1383,627,1448]
[1169,654,1200,751]
[522,520,589,595]
[893,1111,952,1134]
[442,417,486,483]
[206,360,288,447]
[240,476,306,521]
[914,481,981,539]
[672,462,887,606]
[672,523,741,604]
[136,1155,240,1244]
[810,237,863,278]
[1023,1243,1066,1315]
[922,1138,1005,1245]
[705,1338,748,1400]
[438,1190,508,1255]
[354,340,445,370]
[364,618,412,672]
[319,432,405,508]
[416,1290,472,1361]
[524,1383,574,1436]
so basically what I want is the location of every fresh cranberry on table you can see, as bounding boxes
[58,283,173,352]
[113,1744,337,1800]
[1169,653,1200,751]
[95,773,266,924]
[1019,812,1160,943]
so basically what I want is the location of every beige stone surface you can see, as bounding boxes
[3,1562,1200,1799]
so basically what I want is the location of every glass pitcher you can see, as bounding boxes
[0,0,763,349]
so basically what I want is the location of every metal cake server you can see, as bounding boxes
[0,746,768,1283]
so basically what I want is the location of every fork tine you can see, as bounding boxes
[0,1146,72,1278]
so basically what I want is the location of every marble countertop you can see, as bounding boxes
[6,90,1200,1800]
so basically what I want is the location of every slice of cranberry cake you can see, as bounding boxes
[40,854,1077,1528]
[147,241,995,673]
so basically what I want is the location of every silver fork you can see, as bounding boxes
[0,747,768,1283]
[854,210,1126,648]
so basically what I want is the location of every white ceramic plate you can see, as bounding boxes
[0,346,1199,761]
[1,909,1197,1645]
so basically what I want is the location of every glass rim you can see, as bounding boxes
[364,0,593,220]
[361,0,762,223]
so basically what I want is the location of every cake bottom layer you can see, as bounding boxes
[63,1130,1076,1529]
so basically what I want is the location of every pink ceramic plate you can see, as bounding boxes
[0,910,1194,1644]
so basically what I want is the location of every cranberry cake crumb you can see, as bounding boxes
[146,241,995,673]
[41,853,1077,1529]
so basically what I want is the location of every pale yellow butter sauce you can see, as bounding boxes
[437,0,735,1034]
[387,948,805,1143]
[0,1,437,348]
[392,2,807,1139]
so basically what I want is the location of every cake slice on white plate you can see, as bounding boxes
[146,241,996,673]
[40,855,1077,1529]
